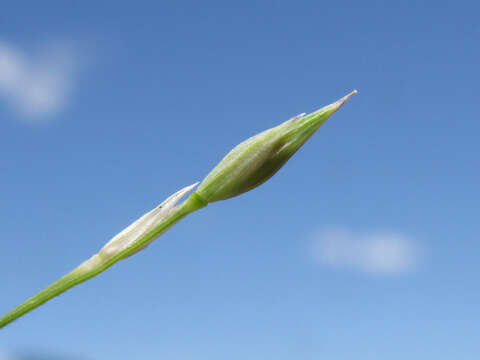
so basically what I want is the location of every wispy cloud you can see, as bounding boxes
[311,227,419,274]
[0,40,79,122]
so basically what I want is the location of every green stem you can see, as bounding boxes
[0,192,207,329]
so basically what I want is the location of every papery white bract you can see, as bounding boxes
[100,182,199,259]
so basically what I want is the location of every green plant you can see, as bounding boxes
[0,90,357,328]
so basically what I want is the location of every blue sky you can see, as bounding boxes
[1,0,479,359]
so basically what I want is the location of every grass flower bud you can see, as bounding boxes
[195,90,357,202]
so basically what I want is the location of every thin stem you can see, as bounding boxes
[0,192,207,329]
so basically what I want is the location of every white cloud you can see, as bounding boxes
[311,227,419,274]
[0,40,78,122]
